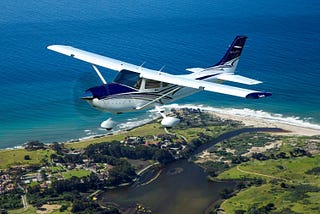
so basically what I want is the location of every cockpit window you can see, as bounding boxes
[113,70,141,89]
[145,79,161,89]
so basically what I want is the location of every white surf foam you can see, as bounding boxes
[75,104,319,143]
[164,104,320,130]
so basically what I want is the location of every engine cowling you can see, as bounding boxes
[161,117,180,128]
[100,118,116,131]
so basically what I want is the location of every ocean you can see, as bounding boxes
[0,0,319,149]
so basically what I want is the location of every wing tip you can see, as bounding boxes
[246,92,272,99]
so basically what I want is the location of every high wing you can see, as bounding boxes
[47,45,271,99]
[47,45,140,72]
[140,71,271,99]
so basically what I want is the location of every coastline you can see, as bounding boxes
[208,111,320,136]
[1,105,319,152]
[2,106,319,213]
[164,104,320,137]
[71,105,319,149]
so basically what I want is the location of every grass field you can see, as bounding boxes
[0,149,54,169]
[220,182,320,213]
[218,151,320,213]
[61,169,91,179]
[8,204,72,214]
[64,122,166,149]
[174,125,233,142]
[218,155,320,184]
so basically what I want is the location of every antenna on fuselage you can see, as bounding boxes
[159,65,166,72]
[158,65,166,75]
[139,61,146,71]
[92,64,107,84]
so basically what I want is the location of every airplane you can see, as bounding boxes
[47,35,271,130]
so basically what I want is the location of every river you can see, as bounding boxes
[99,127,285,213]
[100,159,235,213]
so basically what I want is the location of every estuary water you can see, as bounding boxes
[100,159,235,213]
[0,0,320,148]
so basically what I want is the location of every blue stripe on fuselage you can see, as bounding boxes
[86,83,137,99]
[196,73,222,80]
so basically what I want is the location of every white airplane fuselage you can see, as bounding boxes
[85,74,205,114]
[83,59,240,114]
[48,35,271,129]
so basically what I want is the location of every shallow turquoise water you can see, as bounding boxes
[0,0,319,148]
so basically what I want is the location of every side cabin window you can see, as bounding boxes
[145,79,161,89]
[113,70,141,89]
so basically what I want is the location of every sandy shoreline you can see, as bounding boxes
[1,106,319,151]
[208,111,320,136]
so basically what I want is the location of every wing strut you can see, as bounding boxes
[135,87,181,110]
[92,65,107,84]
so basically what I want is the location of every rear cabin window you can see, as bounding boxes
[145,79,161,89]
[113,70,141,89]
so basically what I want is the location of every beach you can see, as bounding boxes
[164,104,320,137]
[209,111,320,136]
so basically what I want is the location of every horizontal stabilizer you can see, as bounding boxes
[186,67,204,73]
[246,92,272,99]
[215,73,262,85]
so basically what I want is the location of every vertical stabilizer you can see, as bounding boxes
[214,35,247,67]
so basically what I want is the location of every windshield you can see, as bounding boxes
[113,70,141,89]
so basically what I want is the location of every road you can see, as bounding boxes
[21,194,28,209]
[236,165,284,180]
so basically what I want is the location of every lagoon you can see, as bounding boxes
[100,159,235,213]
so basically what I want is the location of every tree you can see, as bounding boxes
[60,204,68,212]
[219,188,234,199]
[25,141,45,151]
[153,150,174,164]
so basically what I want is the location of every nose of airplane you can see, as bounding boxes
[80,90,94,100]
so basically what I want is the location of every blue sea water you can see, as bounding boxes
[0,0,319,148]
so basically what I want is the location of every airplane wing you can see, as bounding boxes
[215,73,262,85]
[48,45,271,99]
[47,45,140,72]
[140,71,271,99]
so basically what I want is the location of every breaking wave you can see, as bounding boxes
[76,103,320,143]
[163,104,320,130]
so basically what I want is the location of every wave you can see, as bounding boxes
[76,111,161,142]
[164,104,320,130]
[72,103,320,144]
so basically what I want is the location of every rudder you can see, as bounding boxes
[214,35,247,66]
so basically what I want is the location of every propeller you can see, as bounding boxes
[72,71,103,119]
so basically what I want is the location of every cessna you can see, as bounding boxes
[47,36,271,130]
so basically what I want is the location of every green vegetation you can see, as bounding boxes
[8,206,38,214]
[61,169,91,179]
[211,132,280,156]
[215,135,320,214]
[220,182,320,213]
[0,149,53,169]
[65,122,166,149]
[4,109,318,213]
[0,189,23,209]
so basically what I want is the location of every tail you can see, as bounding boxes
[214,35,247,68]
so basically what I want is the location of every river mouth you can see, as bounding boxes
[99,160,235,213]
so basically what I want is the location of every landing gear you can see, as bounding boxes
[161,116,180,128]
[100,106,180,131]
[156,106,180,128]
[100,118,116,131]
